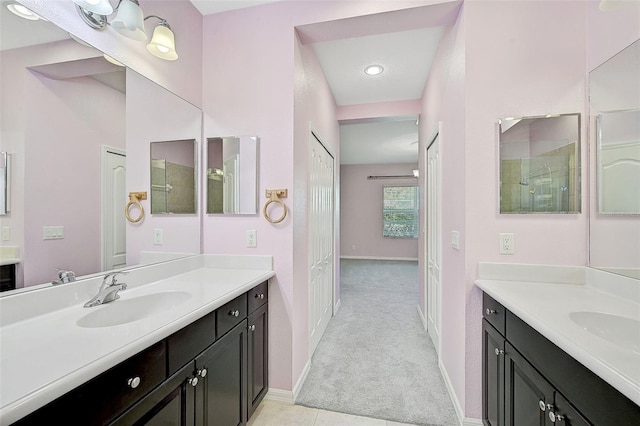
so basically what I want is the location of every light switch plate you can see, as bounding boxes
[154,229,163,245]
[451,230,460,250]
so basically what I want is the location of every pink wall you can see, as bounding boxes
[419,4,467,413]
[18,0,203,108]
[340,164,419,259]
[126,69,201,265]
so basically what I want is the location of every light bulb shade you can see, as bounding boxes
[72,0,113,15]
[110,0,147,41]
[146,24,178,60]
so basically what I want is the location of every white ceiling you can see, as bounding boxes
[189,0,283,15]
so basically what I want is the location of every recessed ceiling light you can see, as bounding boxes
[6,2,42,20]
[364,64,384,76]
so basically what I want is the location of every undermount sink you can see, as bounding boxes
[77,291,191,328]
[569,311,640,354]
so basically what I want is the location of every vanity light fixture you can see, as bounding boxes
[74,0,179,60]
[6,1,44,20]
[145,16,178,60]
[103,54,125,67]
[364,64,384,76]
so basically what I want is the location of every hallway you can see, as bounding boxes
[295,259,457,426]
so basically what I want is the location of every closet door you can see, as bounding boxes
[309,132,335,355]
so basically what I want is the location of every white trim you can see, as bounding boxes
[417,304,428,331]
[340,256,418,262]
[265,388,294,404]
[463,418,484,426]
[334,298,341,314]
[292,360,312,402]
[439,358,464,426]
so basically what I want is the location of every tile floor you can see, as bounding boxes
[248,400,417,426]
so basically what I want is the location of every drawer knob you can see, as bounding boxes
[486,308,497,315]
[249,324,256,331]
[494,348,504,356]
[255,293,265,300]
[539,400,546,411]
[229,309,240,317]
[127,376,141,389]
[549,410,564,423]
[197,368,208,378]
[188,377,199,387]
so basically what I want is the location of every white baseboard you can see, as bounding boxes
[463,418,484,426]
[417,304,427,331]
[439,358,465,425]
[340,256,418,262]
[265,388,294,404]
[292,360,311,402]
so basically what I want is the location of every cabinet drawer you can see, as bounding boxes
[217,293,247,338]
[167,311,216,375]
[248,281,268,313]
[483,292,506,335]
[14,341,167,425]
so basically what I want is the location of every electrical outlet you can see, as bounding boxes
[499,233,515,255]
[154,229,164,245]
[451,230,460,250]
[246,230,257,248]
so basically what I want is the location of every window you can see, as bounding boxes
[383,185,419,238]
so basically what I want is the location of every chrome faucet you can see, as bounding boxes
[84,271,128,308]
[52,269,76,285]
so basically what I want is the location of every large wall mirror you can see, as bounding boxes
[589,39,640,279]
[206,136,258,214]
[499,113,581,214]
[0,6,202,291]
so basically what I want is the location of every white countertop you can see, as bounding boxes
[476,265,640,407]
[0,260,274,425]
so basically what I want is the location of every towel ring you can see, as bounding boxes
[263,189,288,224]
[125,192,147,223]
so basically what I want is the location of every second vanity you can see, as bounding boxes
[0,255,275,425]
[476,263,640,426]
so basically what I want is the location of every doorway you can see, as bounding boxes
[426,130,441,353]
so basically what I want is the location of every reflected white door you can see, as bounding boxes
[309,132,335,355]
[103,147,126,270]
[426,133,441,353]
[223,155,240,214]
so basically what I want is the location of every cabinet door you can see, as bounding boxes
[548,393,591,426]
[248,303,268,419]
[110,361,196,426]
[505,343,553,426]
[196,320,248,426]
[483,320,505,426]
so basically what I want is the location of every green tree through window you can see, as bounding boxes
[383,186,419,238]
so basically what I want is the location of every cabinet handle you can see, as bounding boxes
[494,348,504,356]
[188,377,199,387]
[255,293,265,300]
[197,368,207,378]
[127,376,141,389]
[549,410,564,423]
[229,309,240,317]
[539,400,546,411]
[249,324,256,331]
[486,308,497,315]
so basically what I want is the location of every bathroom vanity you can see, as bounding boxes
[477,264,640,426]
[0,255,274,426]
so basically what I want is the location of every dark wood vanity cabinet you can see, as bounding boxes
[482,292,640,426]
[12,281,269,426]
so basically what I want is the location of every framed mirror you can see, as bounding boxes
[0,153,8,215]
[150,140,197,214]
[206,136,258,214]
[498,113,581,214]
[0,5,202,291]
[589,39,640,279]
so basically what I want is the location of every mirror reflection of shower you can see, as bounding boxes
[499,113,581,214]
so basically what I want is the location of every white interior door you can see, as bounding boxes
[102,147,126,271]
[309,132,335,355]
[426,133,441,353]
